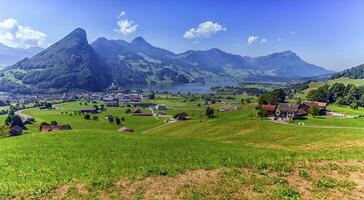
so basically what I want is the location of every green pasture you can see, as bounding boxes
[0,96,363,198]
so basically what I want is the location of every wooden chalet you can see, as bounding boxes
[173,112,191,121]
[302,101,327,115]
[261,104,277,116]
[276,103,306,120]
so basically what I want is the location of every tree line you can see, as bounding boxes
[306,83,364,109]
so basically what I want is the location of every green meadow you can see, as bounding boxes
[327,104,364,116]
[0,96,364,199]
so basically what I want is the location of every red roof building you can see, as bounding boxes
[261,104,277,112]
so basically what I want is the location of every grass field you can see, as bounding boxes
[0,96,364,199]
[327,104,364,116]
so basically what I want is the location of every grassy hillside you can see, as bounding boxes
[0,97,364,199]
[296,77,364,98]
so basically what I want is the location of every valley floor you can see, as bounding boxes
[0,95,364,199]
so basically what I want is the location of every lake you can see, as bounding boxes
[120,82,239,94]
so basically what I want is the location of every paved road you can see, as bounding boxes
[15,108,35,121]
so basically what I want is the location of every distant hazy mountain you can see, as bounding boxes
[0,28,333,93]
[0,43,43,69]
[175,48,251,74]
[250,51,333,77]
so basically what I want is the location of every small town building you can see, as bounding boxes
[102,97,117,101]
[104,101,119,107]
[276,103,302,120]
[118,127,134,133]
[80,108,97,114]
[173,112,191,121]
[23,117,35,124]
[133,109,142,113]
[41,124,72,132]
[157,111,166,116]
[105,115,113,121]
[302,101,327,115]
[132,112,153,116]
[155,104,167,110]
[39,104,53,109]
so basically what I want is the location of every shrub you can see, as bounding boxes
[84,114,91,120]
[115,117,121,125]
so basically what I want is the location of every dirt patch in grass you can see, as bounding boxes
[53,185,70,198]
[288,160,364,199]
[75,183,87,195]
[49,160,364,199]
[115,169,221,200]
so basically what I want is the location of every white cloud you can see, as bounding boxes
[247,35,259,45]
[115,12,138,36]
[183,21,226,40]
[118,11,126,18]
[260,38,267,44]
[291,31,296,35]
[0,18,47,48]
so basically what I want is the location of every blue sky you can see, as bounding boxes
[1,0,364,71]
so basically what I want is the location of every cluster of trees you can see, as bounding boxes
[258,89,286,105]
[83,114,99,121]
[105,115,126,125]
[148,92,156,100]
[306,83,364,109]
[241,98,253,104]
[0,79,31,94]
[205,107,215,118]
[1,109,25,137]
[286,81,310,96]
[5,110,24,128]
[331,64,364,79]
[34,102,52,108]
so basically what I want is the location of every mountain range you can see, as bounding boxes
[0,43,43,69]
[0,28,333,93]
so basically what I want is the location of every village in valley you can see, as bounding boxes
[0,88,243,136]
[1,79,364,138]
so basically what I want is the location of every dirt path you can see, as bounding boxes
[142,121,175,134]
[149,107,160,120]
[15,101,70,121]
